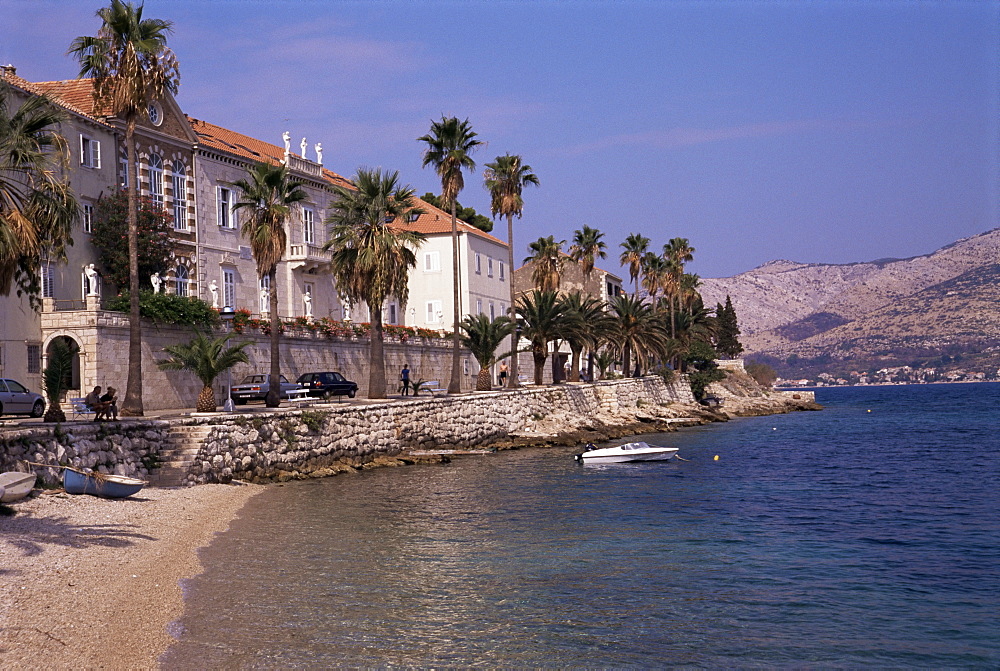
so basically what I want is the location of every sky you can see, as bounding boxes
[2,0,997,279]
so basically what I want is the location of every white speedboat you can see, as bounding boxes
[0,471,36,502]
[575,441,679,464]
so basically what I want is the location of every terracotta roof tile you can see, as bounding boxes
[400,202,506,246]
[1,75,110,126]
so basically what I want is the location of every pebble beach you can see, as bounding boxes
[0,483,262,669]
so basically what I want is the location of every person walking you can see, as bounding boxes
[400,364,411,396]
[498,361,509,387]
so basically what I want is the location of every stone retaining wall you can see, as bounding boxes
[1,377,696,487]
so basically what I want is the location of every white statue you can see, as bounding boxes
[150,273,162,294]
[300,137,307,157]
[84,264,100,297]
[261,287,270,313]
[209,279,219,308]
[314,142,323,165]
[303,291,313,318]
[282,131,290,154]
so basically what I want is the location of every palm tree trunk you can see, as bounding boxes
[623,342,632,379]
[476,368,491,391]
[506,213,519,389]
[369,302,387,398]
[570,347,581,382]
[448,201,462,394]
[121,120,143,416]
[197,385,217,413]
[265,268,281,407]
[533,346,546,385]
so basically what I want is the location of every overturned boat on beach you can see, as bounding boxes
[63,469,145,498]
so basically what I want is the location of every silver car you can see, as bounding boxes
[229,374,303,405]
[0,378,46,417]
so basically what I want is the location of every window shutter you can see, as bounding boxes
[94,140,101,169]
[79,134,85,165]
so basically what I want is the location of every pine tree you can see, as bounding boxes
[716,295,744,359]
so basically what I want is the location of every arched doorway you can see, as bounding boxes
[45,336,82,395]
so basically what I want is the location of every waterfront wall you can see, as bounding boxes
[41,309,467,410]
[1,377,696,486]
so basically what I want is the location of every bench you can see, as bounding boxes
[415,381,446,397]
[69,398,96,420]
[284,388,317,406]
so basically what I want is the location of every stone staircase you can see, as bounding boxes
[148,425,213,487]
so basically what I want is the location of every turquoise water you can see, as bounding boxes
[163,383,1000,668]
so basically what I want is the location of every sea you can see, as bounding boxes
[161,383,1000,668]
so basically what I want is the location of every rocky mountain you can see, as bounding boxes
[700,228,1000,375]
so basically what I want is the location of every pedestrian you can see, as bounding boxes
[400,363,411,396]
[498,361,508,386]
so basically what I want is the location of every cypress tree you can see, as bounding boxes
[716,295,744,358]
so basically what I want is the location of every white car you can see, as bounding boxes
[0,378,46,418]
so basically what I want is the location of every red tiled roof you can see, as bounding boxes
[401,202,506,246]
[187,116,354,189]
[1,75,111,126]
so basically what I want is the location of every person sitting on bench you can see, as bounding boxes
[84,385,112,421]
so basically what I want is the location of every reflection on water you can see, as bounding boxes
[163,384,1000,668]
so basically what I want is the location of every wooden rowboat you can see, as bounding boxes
[0,471,37,502]
[63,469,145,498]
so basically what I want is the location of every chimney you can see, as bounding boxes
[0,64,15,78]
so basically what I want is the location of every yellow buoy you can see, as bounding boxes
[714,455,720,461]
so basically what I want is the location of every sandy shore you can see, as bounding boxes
[0,483,263,669]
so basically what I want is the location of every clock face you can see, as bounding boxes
[148,102,162,125]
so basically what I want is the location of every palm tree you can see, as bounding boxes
[0,85,77,302]
[515,289,565,385]
[568,225,607,284]
[619,233,650,297]
[324,168,425,399]
[231,161,307,407]
[560,291,608,382]
[156,331,252,412]
[70,0,180,416]
[608,294,671,377]
[525,235,565,292]
[483,153,538,390]
[459,314,516,391]
[417,116,483,394]
[42,338,75,422]
[663,238,695,338]
[641,252,667,302]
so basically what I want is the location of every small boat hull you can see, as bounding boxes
[0,471,36,502]
[63,469,145,498]
[575,441,679,464]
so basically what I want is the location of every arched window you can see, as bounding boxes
[148,153,163,206]
[171,160,187,230]
[175,264,189,297]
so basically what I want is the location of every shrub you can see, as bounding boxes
[90,192,174,291]
[107,291,219,328]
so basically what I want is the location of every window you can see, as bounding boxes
[388,303,397,324]
[222,269,236,309]
[303,208,315,244]
[424,251,441,272]
[490,302,495,320]
[426,300,442,324]
[40,263,54,298]
[499,261,506,281]
[217,186,234,228]
[82,203,94,233]
[475,253,482,274]
[476,298,482,315]
[487,257,494,277]
[148,154,163,206]
[80,135,100,168]
[175,264,189,297]
[27,344,41,375]
[259,276,270,313]
[119,155,129,188]
[171,161,187,230]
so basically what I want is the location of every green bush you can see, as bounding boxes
[107,291,219,328]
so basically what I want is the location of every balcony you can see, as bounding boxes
[286,154,322,178]
[288,243,332,273]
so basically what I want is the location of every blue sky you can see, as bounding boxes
[2,0,997,278]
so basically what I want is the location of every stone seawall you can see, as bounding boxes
[2,376,819,487]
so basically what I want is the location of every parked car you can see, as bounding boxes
[229,374,303,405]
[296,371,358,399]
[0,378,46,418]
